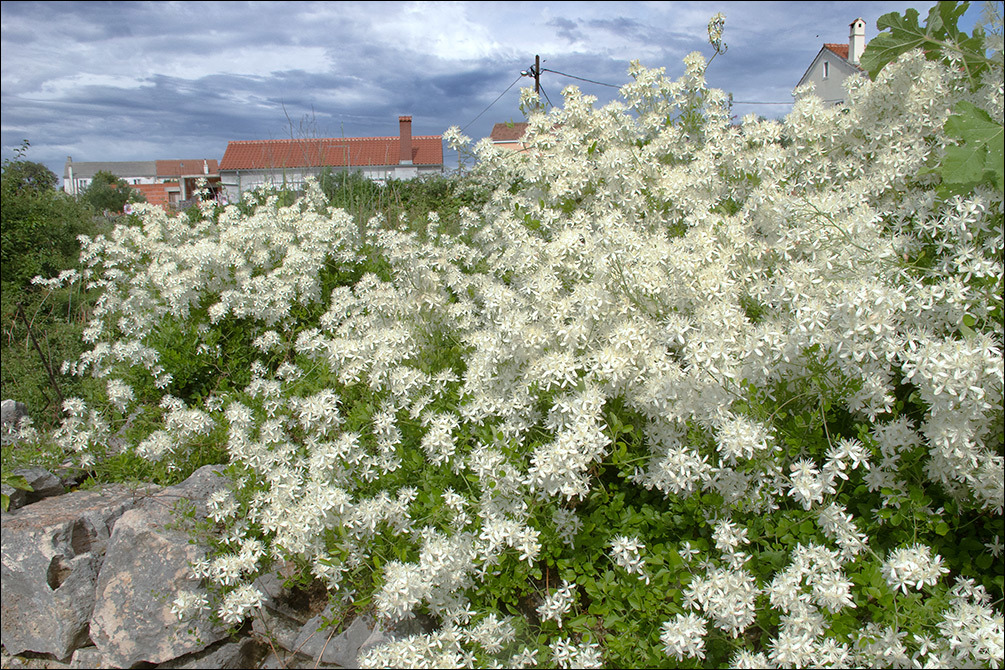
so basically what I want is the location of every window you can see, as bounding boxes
[823,61,830,79]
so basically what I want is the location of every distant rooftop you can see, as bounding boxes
[489,123,529,143]
[219,136,443,171]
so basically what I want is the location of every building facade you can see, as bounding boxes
[796,18,868,104]
[218,116,443,200]
[63,157,221,209]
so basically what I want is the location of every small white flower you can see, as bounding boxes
[881,543,950,595]
[660,612,708,661]
[610,535,649,584]
[537,580,576,628]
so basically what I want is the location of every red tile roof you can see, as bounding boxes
[219,136,443,171]
[156,159,219,177]
[824,43,850,60]
[490,122,529,142]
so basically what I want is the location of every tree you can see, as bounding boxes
[81,170,145,214]
[1,140,57,194]
[1,144,91,285]
[4,159,58,194]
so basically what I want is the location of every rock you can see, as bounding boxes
[358,613,438,658]
[3,468,66,512]
[1,400,28,446]
[156,636,268,669]
[68,646,106,669]
[88,465,230,668]
[292,607,373,667]
[257,650,343,669]
[250,569,317,656]
[252,608,303,657]
[0,484,153,660]
[2,462,445,669]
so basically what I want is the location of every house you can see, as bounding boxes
[796,18,868,104]
[63,157,222,209]
[155,159,222,206]
[488,122,529,151]
[63,159,157,196]
[218,116,443,200]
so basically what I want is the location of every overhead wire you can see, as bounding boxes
[537,82,555,108]
[541,66,800,106]
[540,68,622,89]
[462,64,802,136]
[461,74,524,133]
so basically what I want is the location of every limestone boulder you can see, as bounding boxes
[2,467,66,512]
[0,484,153,659]
[88,465,230,668]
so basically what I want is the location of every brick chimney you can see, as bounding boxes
[399,115,413,165]
[848,18,866,65]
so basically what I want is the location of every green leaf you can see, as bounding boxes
[860,2,989,85]
[935,521,950,536]
[860,8,932,79]
[5,474,33,493]
[942,101,1005,193]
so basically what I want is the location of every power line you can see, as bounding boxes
[538,82,554,108]
[540,68,622,89]
[461,74,523,133]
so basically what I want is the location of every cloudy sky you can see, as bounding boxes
[0,1,983,181]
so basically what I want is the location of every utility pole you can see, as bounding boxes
[521,55,542,107]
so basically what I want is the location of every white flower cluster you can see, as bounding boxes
[684,564,760,638]
[47,11,1004,666]
[881,543,950,595]
[537,579,576,628]
[660,612,708,661]
[609,535,649,584]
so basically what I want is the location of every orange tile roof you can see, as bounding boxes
[219,136,443,171]
[156,159,219,177]
[824,43,850,60]
[490,122,529,142]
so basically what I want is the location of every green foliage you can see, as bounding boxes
[1,141,108,433]
[861,1,1004,196]
[860,2,992,84]
[2,142,57,193]
[1,285,105,428]
[942,101,1005,193]
[1,144,95,287]
[81,170,145,213]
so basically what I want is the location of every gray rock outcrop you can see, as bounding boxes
[88,465,230,668]
[2,467,66,512]
[1,463,430,668]
[1,484,154,659]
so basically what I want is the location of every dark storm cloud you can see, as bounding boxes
[548,17,582,44]
[1,1,970,181]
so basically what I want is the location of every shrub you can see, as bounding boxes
[16,4,1004,668]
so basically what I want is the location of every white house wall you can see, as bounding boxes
[220,164,442,200]
[798,50,861,105]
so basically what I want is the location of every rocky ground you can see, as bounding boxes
[1,464,429,669]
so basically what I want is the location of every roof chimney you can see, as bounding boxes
[399,116,413,165]
[849,17,866,65]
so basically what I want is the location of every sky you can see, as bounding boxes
[0,1,986,182]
